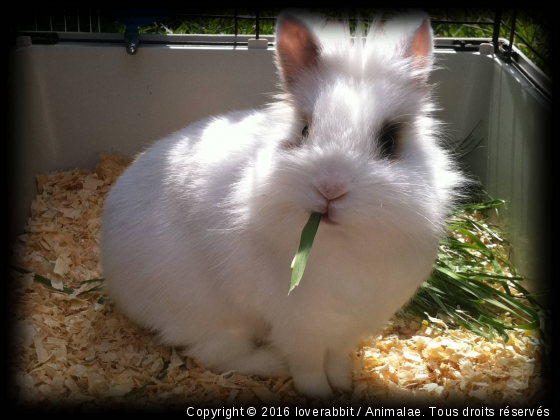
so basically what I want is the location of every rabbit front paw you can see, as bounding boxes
[325,349,354,392]
[325,362,353,393]
[292,368,333,400]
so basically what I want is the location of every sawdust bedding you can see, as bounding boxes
[8,155,544,409]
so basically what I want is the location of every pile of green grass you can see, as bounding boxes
[401,198,547,343]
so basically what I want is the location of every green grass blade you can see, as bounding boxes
[455,215,505,243]
[289,212,322,294]
[77,285,103,296]
[9,264,75,295]
[80,278,105,284]
[458,199,506,211]
[126,360,170,398]
[9,265,107,298]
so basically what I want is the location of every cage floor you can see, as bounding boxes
[9,155,543,408]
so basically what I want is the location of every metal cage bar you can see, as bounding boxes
[255,9,260,39]
[506,9,518,62]
[493,9,502,55]
[499,20,548,64]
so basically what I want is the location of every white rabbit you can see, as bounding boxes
[100,11,465,399]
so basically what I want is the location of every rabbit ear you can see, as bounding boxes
[407,17,433,70]
[275,13,320,87]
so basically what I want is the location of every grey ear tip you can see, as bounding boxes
[406,12,433,34]
[404,9,431,24]
[277,13,295,23]
[276,11,305,25]
[275,11,316,36]
[275,12,296,31]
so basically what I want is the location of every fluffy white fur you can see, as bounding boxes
[100,11,465,398]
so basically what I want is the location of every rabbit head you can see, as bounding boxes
[236,12,464,240]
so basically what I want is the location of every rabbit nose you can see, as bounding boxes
[317,183,348,201]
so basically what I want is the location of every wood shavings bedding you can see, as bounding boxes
[8,155,544,408]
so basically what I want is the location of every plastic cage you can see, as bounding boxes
[8,8,552,293]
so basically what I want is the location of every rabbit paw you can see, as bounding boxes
[324,349,354,392]
[292,369,333,400]
[325,363,353,393]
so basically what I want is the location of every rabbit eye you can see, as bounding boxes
[377,122,401,159]
[282,124,310,150]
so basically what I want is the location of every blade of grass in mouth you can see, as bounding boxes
[289,212,322,294]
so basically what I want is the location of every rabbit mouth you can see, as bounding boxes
[321,213,338,225]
